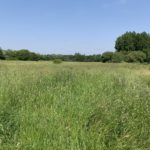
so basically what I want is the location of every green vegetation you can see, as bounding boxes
[125,51,146,63]
[0,48,5,60]
[115,31,150,51]
[1,31,150,63]
[53,59,63,64]
[1,49,103,62]
[0,61,150,149]
[101,52,114,62]
[112,52,125,63]
[0,31,150,149]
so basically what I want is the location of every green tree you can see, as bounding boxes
[101,52,113,62]
[115,32,150,51]
[74,53,85,62]
[143,49,150,62]
[16,49,32,60]
[93,54,101,62]
[0,48,5,60]
[5,50,18,60]
[29,52,40,61]
[112,52,125,63]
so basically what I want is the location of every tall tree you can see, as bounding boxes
[115,31,150,51]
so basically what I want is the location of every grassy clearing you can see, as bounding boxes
[0,61,150,149]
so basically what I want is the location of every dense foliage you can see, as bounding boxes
[0,48,5,60]
[115,31,150,51]
[0,48,150,63]
[0,31,150,63]
[1,49,102,62]
[101,52,114,62]
[53,59,63,64]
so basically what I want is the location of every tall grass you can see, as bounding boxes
[0,61,150,149]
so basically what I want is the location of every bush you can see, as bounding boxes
[112,52,125,63]
[143,49,150,62]
[53,59,62,64]
[0,49,5,60]
[125,51,146,63]
[101,52,114,62]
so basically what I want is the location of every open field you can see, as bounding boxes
[0,61,150,149]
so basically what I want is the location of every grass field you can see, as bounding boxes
[0,61,150,150]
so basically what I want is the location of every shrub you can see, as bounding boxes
[0,49,5,60]
[53,59,62,64]
[112,52,125,63]
[125,51,146,63]
[101,52,114,62]
[143,49,150,62]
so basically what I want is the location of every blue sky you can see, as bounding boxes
[0,0,150,54]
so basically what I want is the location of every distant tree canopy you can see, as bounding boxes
[115,31,150,51]
[0,48,102,62]
[101,52,113,62]
[16,49,40,61]
[4,49,40,61]
[0,48,5,60]
[1,31,150,63]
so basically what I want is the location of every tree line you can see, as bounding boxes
[0,31,150,63]
[0,49,102,62]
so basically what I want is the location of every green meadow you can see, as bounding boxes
[0,61,150,150]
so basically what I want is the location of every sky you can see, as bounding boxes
[0,0,150,54]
